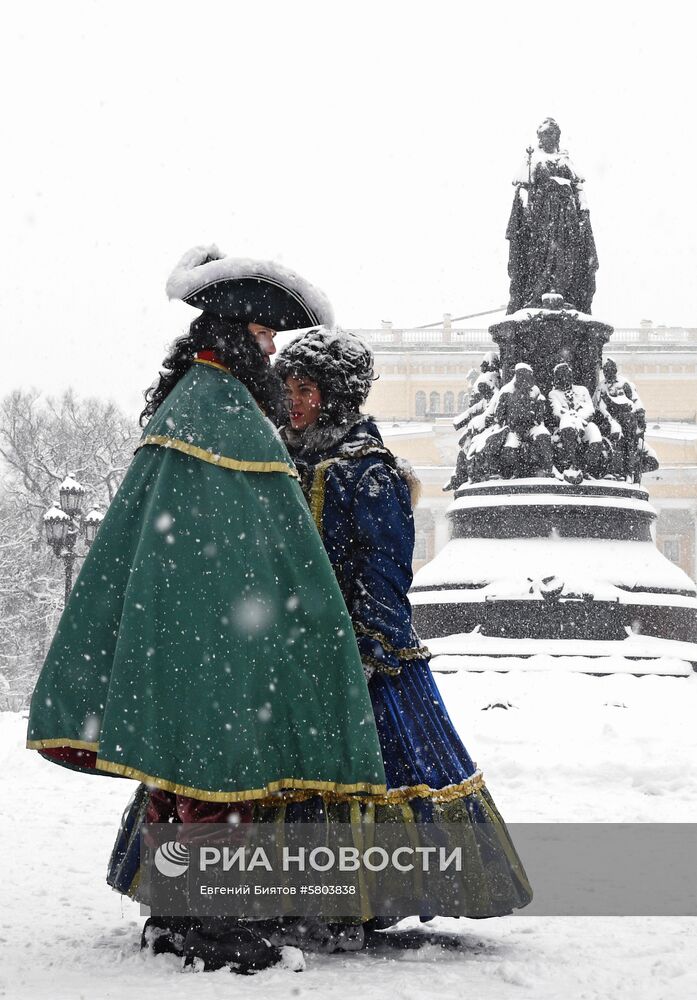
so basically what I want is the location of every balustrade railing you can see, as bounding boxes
[350,326,697,349]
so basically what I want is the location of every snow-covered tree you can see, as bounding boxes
[0,390,138,706]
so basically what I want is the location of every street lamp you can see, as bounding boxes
[43,476,103,607]
[43,505,71,551]
[58,475,87,518]
[83,506,105,545]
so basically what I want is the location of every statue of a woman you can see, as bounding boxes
[506,118,599,314]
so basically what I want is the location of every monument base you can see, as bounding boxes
[410,479,697,673]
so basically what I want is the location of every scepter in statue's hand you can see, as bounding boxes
[523,145,534,214]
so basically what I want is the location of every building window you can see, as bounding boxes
[415,391,427,417]
[413,530,429,561]
[413,508,435,566]
[430,391,441,414]
[662,538,681,564]
[457,390,469,411]
[443,391,455,415]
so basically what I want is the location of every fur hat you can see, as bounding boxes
[275,327,375,424]
[166,245,334,330]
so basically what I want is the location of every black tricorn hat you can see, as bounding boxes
[166,245,334,330]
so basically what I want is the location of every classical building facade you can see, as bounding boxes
[351,318,697,580]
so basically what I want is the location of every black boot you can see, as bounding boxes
[141,916,198,957]
[363,919,467,952]
[327,922,364,952]
[362,918,426,951]
[261,918,357,954]
[183,919,282,974]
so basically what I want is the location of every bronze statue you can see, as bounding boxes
[465,380,504,483]
[479,351,501,383]
[494,363,553,478]
[506,118,599,314]
[446,353,503,490]
[446,374,499,489]
[446,347,658,488]
[596,357,650,481]
[548,362,604,482]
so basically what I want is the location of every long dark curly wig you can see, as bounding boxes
[140,314,288,426]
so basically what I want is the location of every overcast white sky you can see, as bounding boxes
[2,0,696,415]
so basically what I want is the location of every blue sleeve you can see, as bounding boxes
[349,463,428,676]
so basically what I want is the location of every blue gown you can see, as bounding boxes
[284,416,532,912]
[289,418,478,798]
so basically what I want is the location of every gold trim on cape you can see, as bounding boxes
[94,757,387,802]
[136,435,299,478]
[193,357,232,375]
[27,737,100,752]
[28,738,484,806]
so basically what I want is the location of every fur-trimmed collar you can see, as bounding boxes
[394,457,422,508]
[282,413,370,458]
[283,415,422,507]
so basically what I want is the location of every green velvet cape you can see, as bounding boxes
[27,360,387,802]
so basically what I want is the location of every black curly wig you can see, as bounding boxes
[141,313,288,426]
[274,327,375,426]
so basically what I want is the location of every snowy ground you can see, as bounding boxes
[2,668,696,1000]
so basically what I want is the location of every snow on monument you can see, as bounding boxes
[410,118,697,675]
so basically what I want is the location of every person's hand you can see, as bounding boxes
[362,662,375,683]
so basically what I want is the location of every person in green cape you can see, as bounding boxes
[26,245,387,973]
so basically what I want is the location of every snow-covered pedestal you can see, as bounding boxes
[411,478,697,675]
[490,306,613,397]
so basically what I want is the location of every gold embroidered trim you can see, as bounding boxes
[378,771,485,805]
[137,435,299,479]
[28,737,99,752]
[363,653,402,677]
[399,646,431,661]
[308,459,339,532]
[193,357,232,375]
[29,739,481,807]
[126,867,142,899]
[251,770,486,806]
[94,757,387,802]
[355,622,431,661]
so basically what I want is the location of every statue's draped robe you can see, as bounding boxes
[506,151,599,314]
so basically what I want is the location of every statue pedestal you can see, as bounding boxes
[410,479,697,675]
[490,306,613,397]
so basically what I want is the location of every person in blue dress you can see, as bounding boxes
[276,327,532,933]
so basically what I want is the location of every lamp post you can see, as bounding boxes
[43,476,105,607]
[83,505,106,545]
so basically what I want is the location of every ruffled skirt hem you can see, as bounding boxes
[107,779,532,919]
